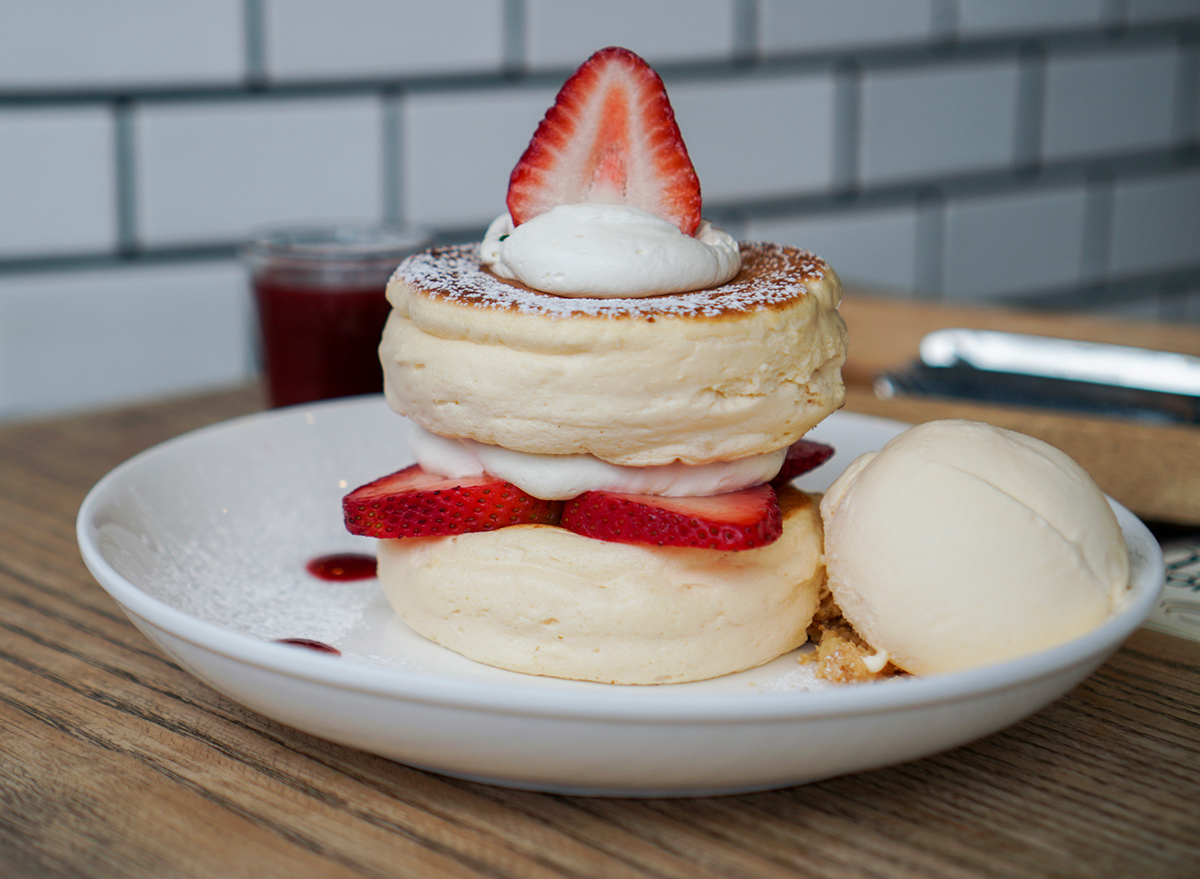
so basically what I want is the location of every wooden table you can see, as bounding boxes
[3,298,1200,878]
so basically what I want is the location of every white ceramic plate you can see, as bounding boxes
[77,397,1164,797]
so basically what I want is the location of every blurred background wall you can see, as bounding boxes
[1,0,1198,421]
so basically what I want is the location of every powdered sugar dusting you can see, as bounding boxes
[393,242,829,319]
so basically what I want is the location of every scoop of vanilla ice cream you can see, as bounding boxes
[819,420,1130,675]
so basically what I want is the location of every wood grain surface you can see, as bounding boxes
[3,298,1200,878]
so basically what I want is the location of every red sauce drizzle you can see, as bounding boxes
[275,638,341,656]
[306,552,377,581]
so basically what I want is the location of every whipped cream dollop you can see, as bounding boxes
[480,203,741,298]
[408,423,785,500]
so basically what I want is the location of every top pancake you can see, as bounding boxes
[397,241,832,320]
[380,241,848,466]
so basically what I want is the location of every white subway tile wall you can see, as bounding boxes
[745,206,922,291]
[1110,169,1200,277]
[669,75,837,201]
[955,0,1108,36]
[1194,53,1200,140]
[759,0,934,55]
[263,0,506,80]
[943,186,1089,300]
[0,107,117,257]
[860,59,1021,184]
[135,96,385,246]
[1,0,1198,420]
[1128,0,1200,24]
[0,1,244,90]
[525,0,737,68]
[0,262,251,418]
[1043,46,1181,161]
[403,85,558,228]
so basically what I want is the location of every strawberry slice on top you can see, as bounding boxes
[506,46,702,236]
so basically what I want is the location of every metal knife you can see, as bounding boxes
[874,328,1200,424]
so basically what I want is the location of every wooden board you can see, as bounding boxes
[840,295,1200,525]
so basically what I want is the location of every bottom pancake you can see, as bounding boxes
[376,487,825,685]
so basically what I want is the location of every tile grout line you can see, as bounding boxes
[243,0,267,85]
[915,190,946,301]
[1013,42,1046,170]
[732,0,759,64]
[502,0,526,74]
[1081,172,1115,283]
[1171,29,1200,142]
[112,99,136,254]
[382,91,404,225]
[930,0,959,44]
[832,59,861,193]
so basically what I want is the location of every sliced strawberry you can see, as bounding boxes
[771,439,835,487]
[560,484,782,551]
[343,465,562,539]
[507,46,702,235]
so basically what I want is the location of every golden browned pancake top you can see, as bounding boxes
[394,241,831,320]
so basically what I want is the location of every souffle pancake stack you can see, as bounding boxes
[342,47,848,684]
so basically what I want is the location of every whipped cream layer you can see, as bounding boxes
[409,422,786,500]
[480,204,741,297]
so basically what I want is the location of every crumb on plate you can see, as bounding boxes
[801,586,906,683]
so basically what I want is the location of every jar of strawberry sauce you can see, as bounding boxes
[244,223,429,408]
